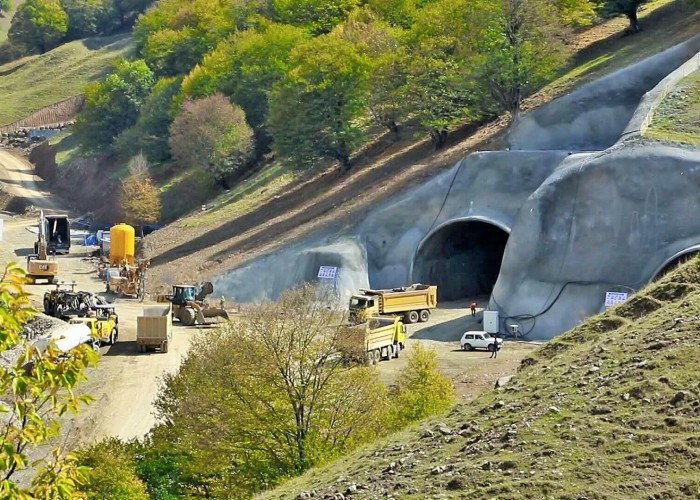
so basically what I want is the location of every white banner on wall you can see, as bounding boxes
[604,291,628,308]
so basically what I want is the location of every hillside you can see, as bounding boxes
[142,0,700,291]
[647,68,700,146]
[0,34,133,126]
[264,259,700,499]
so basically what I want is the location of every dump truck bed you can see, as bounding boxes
[360,285,437,314]
[137,304,172,352]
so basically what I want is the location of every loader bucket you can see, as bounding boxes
[196,307,230,325]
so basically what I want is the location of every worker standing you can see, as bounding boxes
[470,302,477,317]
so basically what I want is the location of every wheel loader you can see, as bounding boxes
[156,282,229,326]
[26,210,59,284]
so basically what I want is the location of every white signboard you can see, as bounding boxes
[604,291,628,308]
[317,266,338,280]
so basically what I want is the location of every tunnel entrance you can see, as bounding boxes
[413,220,509,301]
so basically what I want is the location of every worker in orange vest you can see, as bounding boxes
[470,302,477,317]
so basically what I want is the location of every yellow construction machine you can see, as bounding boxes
[26,210,58,284]
[106,259,149,301]
[156,282,229,326]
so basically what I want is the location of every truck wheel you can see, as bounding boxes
[109,329,117,345]
[91,340,100,353]
[372,350,380,365]
[162,341,168,354]
[43,299,50,314]
[419,310,430,322]
[404,310,419,324]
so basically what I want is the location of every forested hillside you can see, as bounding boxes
[70,0,621,190]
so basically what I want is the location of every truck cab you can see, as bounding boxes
[348,294,378,323]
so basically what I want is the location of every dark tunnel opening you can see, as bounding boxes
[413,221,509,301]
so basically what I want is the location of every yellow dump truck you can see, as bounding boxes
[348,284,437,324]
[341,316,406,365]
[136,304,173,353]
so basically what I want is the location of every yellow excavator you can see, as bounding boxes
[26,210,58,284]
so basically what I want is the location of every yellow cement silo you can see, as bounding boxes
[109,223,135,266]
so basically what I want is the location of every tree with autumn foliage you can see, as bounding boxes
[119,153,161,235]
[0,264,97,497]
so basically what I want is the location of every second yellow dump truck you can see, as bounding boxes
[341,316,406,365]
[348,284,437,324]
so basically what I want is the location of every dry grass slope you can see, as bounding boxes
[0,34,133,126]
[264,259,700,499]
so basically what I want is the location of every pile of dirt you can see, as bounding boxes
[264,258,700,499]
[0,314,67,367]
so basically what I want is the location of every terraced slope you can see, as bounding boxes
[264,260,700,499]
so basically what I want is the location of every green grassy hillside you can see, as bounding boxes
[264,259,700,499]
[0,34,133,126]
[646,69,700,146]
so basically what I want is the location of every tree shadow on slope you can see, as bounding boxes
[149,119,494,268]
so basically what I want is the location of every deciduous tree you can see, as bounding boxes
[597,0,651,33]
[115,76,182,161]
[60,0,106,38]
[119,153,161,234]
[75,58,154,148]
[182,22,307,150]
[8,0,68,53]
[472,0,570,124]
[0,264,97,497]
[273,0,363,34]
[168,93,254,187]
[268,33,371,170]
[153,285,387,496]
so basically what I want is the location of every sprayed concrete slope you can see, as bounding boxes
[213,35,700,340]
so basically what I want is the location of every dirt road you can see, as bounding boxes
[0,150,60,210]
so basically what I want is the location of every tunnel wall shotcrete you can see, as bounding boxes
[212,35,700,340]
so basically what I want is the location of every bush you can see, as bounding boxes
[385,343,455,427]
[77,438,149,500]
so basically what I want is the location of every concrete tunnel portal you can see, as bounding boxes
[412,220,509,301]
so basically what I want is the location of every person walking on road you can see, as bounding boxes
[489,342,499,359]
[470,302,477,317]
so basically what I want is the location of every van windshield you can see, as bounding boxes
[482,333,492,339]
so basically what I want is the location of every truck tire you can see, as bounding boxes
[419,309,430,322]
[162,341,168,354]
[43,299,50,315]
[404,310,419,324]
[109,329,118,345]
[372,350,380,365]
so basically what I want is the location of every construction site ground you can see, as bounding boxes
[0,150,539,450]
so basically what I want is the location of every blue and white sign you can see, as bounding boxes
[604,291,628,308]
[317,266,338,279]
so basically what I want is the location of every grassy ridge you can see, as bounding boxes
[264,259,700,499]
[646,69,700,146]
[0,34,133,126]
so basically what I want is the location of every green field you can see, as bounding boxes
[646,69,700,146]
[0,34,134,126]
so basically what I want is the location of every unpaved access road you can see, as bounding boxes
[0,150,541,449]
